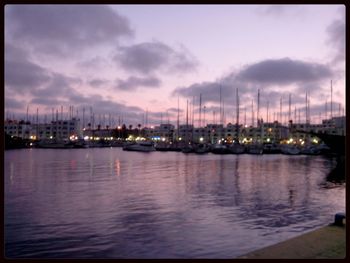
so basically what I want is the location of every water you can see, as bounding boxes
[5,148,345,258]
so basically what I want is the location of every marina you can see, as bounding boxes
[4,4,345,259]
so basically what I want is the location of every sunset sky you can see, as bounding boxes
[4,4,345,127]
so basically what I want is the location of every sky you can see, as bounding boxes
[4,4,346,127]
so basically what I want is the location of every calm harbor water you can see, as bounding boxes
[5,148,345,258]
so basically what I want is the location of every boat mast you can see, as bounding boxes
[244,107,246,126]
[330,80,333,119]
[305,92,308,124]
[219,85,222,125]
[236,88,239,125]
[191,96,195,127]
[280,97,282,125]
[236,87,239,140]
[177,97,179,141]
[257,89,260,126]
[186,99,189,143]
[203,105,206,127]
[308,94,310,124]
[251,100,254,127]
[83,107,85,129]
[199,93,202,128]
[36,108,39,139]
[288,93,291,123]
[266,100,269,124]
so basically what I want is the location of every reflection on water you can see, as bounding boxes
[5,148,345,258]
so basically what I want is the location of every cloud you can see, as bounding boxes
[236,58,332,84]
[77,56,109,69]
[31,97,66,106]
[5,42,29,61]
[115,76,161,91]
[88,78,110,88]
[167,107,184,113]
[32,73,82,98]
[326,10,345,64]
[114,40,198,74]
[173,58,333,111]
[5,97,25,110]
[258,5,286,16]
[5,5,133,56]
[5,43,83,100]
[256,5,306,18]
[5,56,50,94]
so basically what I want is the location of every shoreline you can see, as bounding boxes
[238,224,346,259]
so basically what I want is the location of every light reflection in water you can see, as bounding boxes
[114,159,121,176]
[4,149,345,259]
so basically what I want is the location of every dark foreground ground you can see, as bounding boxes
[238,224,346,259]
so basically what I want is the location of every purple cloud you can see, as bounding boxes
[5,5,133,56]
[115,76,161,91]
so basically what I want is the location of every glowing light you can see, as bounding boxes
[84,136,89,140]
[199,137,204,142]
[179,137,182,141]
[267,138,270,142]
[161,137,166,142]
[117,126,121,130]
[313,138,318,144]
[50,136,53,139]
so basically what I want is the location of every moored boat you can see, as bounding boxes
[211,143,230,154]
[280,144,300,155]
[263,143,281,154]
[122,141,156,152]
[194,143,210,154]
[247,143,263,154]
[36,139,75,149]
[181,144,194,153]
[228,143,245,154]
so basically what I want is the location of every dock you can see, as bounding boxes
[238,224,346,259]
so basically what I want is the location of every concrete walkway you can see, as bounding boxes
[238,225,346,259]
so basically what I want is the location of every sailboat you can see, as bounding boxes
[229,88,245,154]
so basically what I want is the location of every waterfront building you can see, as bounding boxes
[144,124,175,142]
[4,118,81,140]
[83,127,114,140]
[4,116,345,145]
[178,124,194,143]
[4,120,32,139]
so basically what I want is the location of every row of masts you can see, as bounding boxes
[6,81,344,129]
